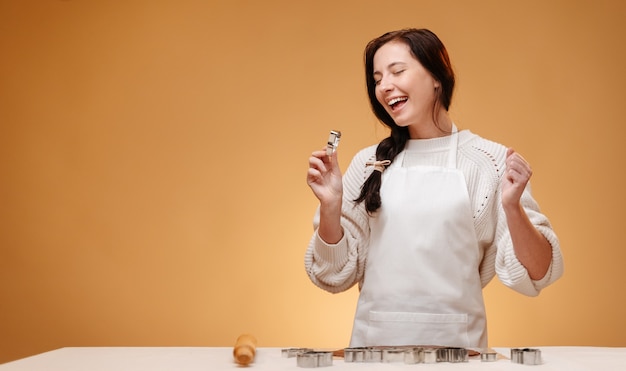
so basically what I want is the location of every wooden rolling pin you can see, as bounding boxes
[233,334,257,365]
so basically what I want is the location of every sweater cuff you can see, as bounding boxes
[313,229,350,267]
[529,224,563,288]
[497,233,541,297]
[531,261,553,287]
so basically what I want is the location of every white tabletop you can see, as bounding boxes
[0,347,624,371]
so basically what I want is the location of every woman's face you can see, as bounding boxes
[373,41,440,135]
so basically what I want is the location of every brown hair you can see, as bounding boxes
[355,28,456,213]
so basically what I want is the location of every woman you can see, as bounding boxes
[305,28,563,349]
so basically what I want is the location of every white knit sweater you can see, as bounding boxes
[305,130,563,297]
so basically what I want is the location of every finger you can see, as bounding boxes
[505,164,532,187]
[307,167,323,185]
[329,148,340,168]
[506,148,529,164]
[507,155,532,177]
[315,147,341,172]
[309,155,328,174]
[506,161,529,178]
[311,149,329,161]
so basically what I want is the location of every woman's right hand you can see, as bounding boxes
[306,148,343,205]
[307,148,344,244]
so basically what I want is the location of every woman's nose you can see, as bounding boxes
[378,77,393,91]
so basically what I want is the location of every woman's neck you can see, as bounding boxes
[407,111,452,139]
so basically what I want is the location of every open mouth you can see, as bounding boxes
[388,96,408,111]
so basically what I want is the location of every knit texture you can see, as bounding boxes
[305,130,563,297]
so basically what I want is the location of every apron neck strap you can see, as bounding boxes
[447,124,459,169]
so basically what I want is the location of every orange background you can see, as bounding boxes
[1,0,625,364]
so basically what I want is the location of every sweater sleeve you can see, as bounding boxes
[494,183,564,296]
[463,135,563,296]
[304,146,375,293]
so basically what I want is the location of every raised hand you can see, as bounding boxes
[502,148,532,208]
[307,148,343,205]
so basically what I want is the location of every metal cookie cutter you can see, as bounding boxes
[281,348,313,358]
[326,130,341,158]
[436,347,469,363]
[480,348,498,362]
[421,348,438,364]
[403,347,438,364]
[381,347,406,363]
[296,351,333,368]
[511,348,542,365]
[403,348,422,364]
[343,347,382,362]
[343,347,366,362]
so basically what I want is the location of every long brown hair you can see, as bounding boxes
[355,28,456,213]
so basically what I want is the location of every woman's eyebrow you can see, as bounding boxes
[389,61,406,67]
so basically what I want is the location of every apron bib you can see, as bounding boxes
[350,127,487,349]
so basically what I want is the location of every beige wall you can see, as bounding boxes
[1,0,625,364]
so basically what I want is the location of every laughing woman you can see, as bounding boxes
[305,28,563,349]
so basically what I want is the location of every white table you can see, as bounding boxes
[0,347,624,370]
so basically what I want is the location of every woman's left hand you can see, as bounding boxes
[502,148,532,208]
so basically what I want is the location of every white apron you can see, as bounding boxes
[350,128,487,349]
